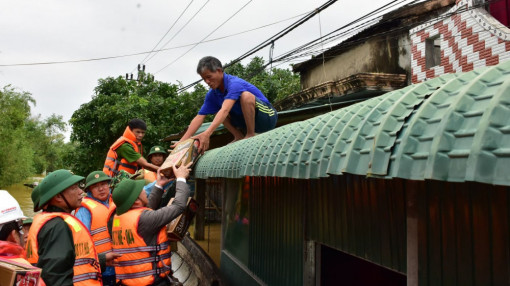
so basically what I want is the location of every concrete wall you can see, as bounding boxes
[300,33,410,89]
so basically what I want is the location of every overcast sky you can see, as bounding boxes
[0,0,408,139]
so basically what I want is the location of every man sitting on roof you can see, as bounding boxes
[174,56,277,153]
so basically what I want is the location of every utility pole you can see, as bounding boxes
[125,64,154,83]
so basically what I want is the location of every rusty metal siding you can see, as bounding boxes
[249,177,305,286]
[306,175,407,273]
[204,178,223,222]
[417,181,510,286]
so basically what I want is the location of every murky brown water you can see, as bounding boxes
[3,178,42,218]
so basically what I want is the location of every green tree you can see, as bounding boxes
[0,86,71,187]
[25,114,70,173]
[0,86,35,187]
[69,73,203,175]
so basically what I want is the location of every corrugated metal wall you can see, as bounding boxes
[211,175,510,285]
[417,181,510,286]
[219,175,407,285]
[249,177,305,286]
[306,175,407,273]
[203,178,223,222]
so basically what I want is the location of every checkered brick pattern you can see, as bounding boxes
[410,0,510,83]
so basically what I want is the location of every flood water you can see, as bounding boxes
[3,178,42,218]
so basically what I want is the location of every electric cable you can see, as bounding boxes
[0,10,310,67]
[179,0,495,94]
[144,0,211,65]
[132,0,196,73]
[177,0,339,92]
[155,0,253,74]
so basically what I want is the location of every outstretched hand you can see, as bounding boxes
[156,168,173,186]
[173,162,193,179]
[192,132,210,154]
[170,140,180,149]
[106,252,122,266]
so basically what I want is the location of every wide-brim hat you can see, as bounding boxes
[112,179,145,215]
[84,171,111,191]
[39,170,84,207]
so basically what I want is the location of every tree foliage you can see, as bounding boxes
[69,73,206,175]
[0,86,70,187]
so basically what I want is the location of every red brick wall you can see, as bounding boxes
[411,0,510,83]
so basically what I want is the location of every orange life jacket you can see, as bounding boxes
[25,212,102,286]
[111,208,171,286]
[142,169,157,183]
[103,127,143,177]
[78,196,116,255]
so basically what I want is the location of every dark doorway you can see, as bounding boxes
[319,244,406,286]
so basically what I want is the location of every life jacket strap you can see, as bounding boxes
[90,226,107,236]
[116,264,171,280]
[94,237,112,247]
[114,241,169,254]
[74,258,99,267]
[116,252,172,267]
[73,272,102,283]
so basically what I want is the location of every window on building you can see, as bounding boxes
[425,35,441,69]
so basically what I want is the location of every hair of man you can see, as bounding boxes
[197,56,223,74]
[128,118,147,131]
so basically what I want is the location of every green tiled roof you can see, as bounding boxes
[195,61,510,186]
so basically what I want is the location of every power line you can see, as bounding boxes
[155,0,254,74]
[144,0,211,65]
[0,11,309,68]
[274,0,414,67]
[272,0,494,65]
[133,0,196,72]
[177,0,339,92]
[178,0,493,93]
[224,0,338,69]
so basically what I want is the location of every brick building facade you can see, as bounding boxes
[411,0,510,83]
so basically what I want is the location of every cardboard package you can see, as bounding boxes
[167,197,199,241]
[0,258,41,286]
[160,139,200,178]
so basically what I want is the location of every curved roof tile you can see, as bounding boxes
[194,61,510,186]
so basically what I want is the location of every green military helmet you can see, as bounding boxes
[31,184,42,212]
[148,145,167,159]
[38,169,84,207]
[22,218,33,225]
[112,179,145,216]
[84,171,111,191]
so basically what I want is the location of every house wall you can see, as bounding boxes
[216,175,407,286]
[209,175,510,286]
[410,0,510,83]
[299,33,410,90]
